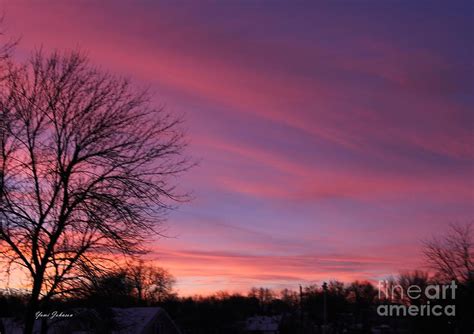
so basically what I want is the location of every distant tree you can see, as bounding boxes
[0,50,190,334]
[423,223,473,283]
[248,287,275,306]
[423,223,474,333]
[300,282,351,325]
[346,281,376,332]
[82,270,135,307]
[346,281,377,306]
[128,260,176,304]
[327,280,345,296]
[213,290,231,300]
[280,288,298,308]
[396,270,430,305]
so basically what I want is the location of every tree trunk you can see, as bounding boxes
[23,279,42,334]
[40,318,48,334]
[23,299,38,334]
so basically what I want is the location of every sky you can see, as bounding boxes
[3,1,473,295]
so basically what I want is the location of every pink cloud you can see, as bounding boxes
[3,2,472,295]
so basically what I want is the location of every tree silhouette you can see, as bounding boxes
[423,223,474,333]
[0,50,189,334]
[79,261,176,307]
[81,270,136,307]
[424,223,473,283]
[129,260,176,304]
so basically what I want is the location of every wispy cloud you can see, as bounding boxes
[5,1,472,294]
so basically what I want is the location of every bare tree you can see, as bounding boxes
[0,50,189,334]
[77,261,175,306]
[423,223,473,283]
[248,287,275,306]
[129,260,176,304]
[385,271,430,305]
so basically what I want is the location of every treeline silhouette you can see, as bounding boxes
[1,223,473,333]
[1,271,473,334]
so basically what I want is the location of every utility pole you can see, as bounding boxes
[322,282,328,334]
[299,284,304,334]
